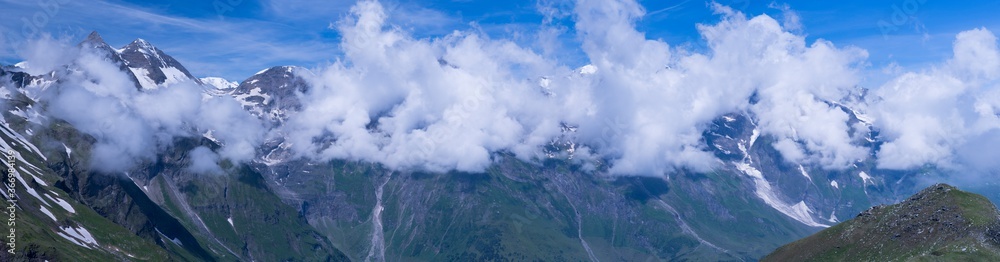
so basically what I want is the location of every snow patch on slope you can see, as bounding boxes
[797,165,812,182]
[14,167,48,207]
[39,205,56,221]
[859,171,873,185]
[56,232,87,248]
[828,210,839,223]
[45,194,76,214]
[160,66,189,86]
[63,143,72,159]
[156,228,183,247]
[734,162,828,228]
[201,77,238,90]
[57,226,98,248]
[20,166,46,186]
[129,67,158,90]
[0,120,46,161]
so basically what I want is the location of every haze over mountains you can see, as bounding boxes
[1,0,1000,260]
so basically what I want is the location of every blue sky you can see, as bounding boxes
[1,0,998,82]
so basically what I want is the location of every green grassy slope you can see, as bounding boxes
[764,184,1000,261]
[0,119,179,261]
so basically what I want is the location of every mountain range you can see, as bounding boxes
[0,32,970,261]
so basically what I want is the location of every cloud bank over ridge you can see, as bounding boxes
[27,42,264,172]
[280,0,875,174]
[8,0,1000,177]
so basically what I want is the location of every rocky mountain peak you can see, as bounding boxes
[127,38,153,49]
[118,38,200,89]
[78,31,118,57]
[232,66,310,124]
[73,31,149,90]
[81,31,107,47]
[71,32,201,91]
[201,77,238,90]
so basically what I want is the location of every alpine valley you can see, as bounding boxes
[0,31,993,262]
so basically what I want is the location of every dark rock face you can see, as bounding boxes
[124,137,349,261]
[0,66,35,89]
[45,126,216,261]
[79,31,121,62]
[0,243,59,261]
[702,112,757,162]
[55,171,215,261]
[764,184,1000,261]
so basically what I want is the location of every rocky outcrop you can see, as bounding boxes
[764,184,1000,261]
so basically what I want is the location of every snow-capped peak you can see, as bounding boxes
[132,38,153,48]
[255,65,297,76]
[233,66,310,123]
[123,38,167,67]
[117,38,200,90]
[201,77,238,90]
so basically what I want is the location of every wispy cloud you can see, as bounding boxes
[646,0,691,18]
[0,0,365,80]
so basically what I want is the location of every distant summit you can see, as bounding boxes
[764,184,1000,261]
[119,38,201,89]
[82,31,107,46]
[232,66,309,124]
[75,31,200,90]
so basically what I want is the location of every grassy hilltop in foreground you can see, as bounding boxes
[764,184,1000,261]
